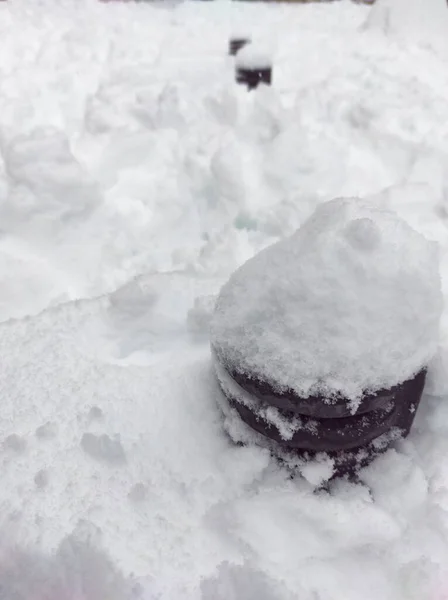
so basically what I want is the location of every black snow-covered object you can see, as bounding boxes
[210,198,442,479]
[213,352,426,477]
[229,37,251,56]
[236,66,272,90]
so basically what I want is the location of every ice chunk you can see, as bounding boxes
[211,197,443,401]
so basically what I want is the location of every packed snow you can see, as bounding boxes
[365,0,448,52]
[2,0,448,599]
[211,197,443,402]
[235,44,273,69]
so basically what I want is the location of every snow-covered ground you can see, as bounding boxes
[2,0,448,598]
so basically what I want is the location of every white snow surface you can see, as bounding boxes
[235,44,273,69]
[365,0,448,52]
[211,197,443,401]
[2,0,448,599]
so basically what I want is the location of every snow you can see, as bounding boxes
[213,351,314,441]
[2,127,100,231]
[1,0,448,599]
[300,455,335,487]
[235,44,273,69]
[211,197,443,402]
[365,0,448,53]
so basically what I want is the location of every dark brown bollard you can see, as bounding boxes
[214,358,427,479]
[229,38,251,56]
[236,66,272,91]
[210,198,442,482]
[216,358,426,451]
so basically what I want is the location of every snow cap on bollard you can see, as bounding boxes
[211,197,443,475]
[235,44,272,90]
[212,197,442,403]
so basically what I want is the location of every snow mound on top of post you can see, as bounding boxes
[235,44,272,69]
[211,197,443,402]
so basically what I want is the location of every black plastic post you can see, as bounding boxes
[235,66,272,91]
[229,37,251,56]
[213,347,427,479]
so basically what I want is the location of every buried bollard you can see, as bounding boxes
[210,197,443,479]
[236,66,272,91]
[235,45,272,90]
[229,37,251,56]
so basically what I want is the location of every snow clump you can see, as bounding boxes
[211,197,443,402]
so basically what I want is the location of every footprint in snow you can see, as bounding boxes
[81,433,127,466]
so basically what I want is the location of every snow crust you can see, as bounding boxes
[212,198,442,400]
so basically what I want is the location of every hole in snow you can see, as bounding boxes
[3,434,27,453]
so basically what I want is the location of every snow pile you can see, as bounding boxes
[211,197,443,401]
[3,274,447,600]
[1,127,100,237]
[235,44,273,69]
[365,0,448,51]
[0,0,446,316]
[1,1,448,599]
[201,563,294,600]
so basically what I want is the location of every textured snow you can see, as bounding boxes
[235,44,272,69]
[1,0,448,599]
[214,352,313,440]
[212,197,443,400]
[365,0,448,52]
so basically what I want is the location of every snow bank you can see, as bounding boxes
[2,274,447,600]
[2,127,100,236]
[365,0,448,51]
[211,197,443,401]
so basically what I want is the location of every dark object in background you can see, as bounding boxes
[236,66,272,90]
[229,37,251,56]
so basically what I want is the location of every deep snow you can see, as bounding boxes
[2,0,448,599]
